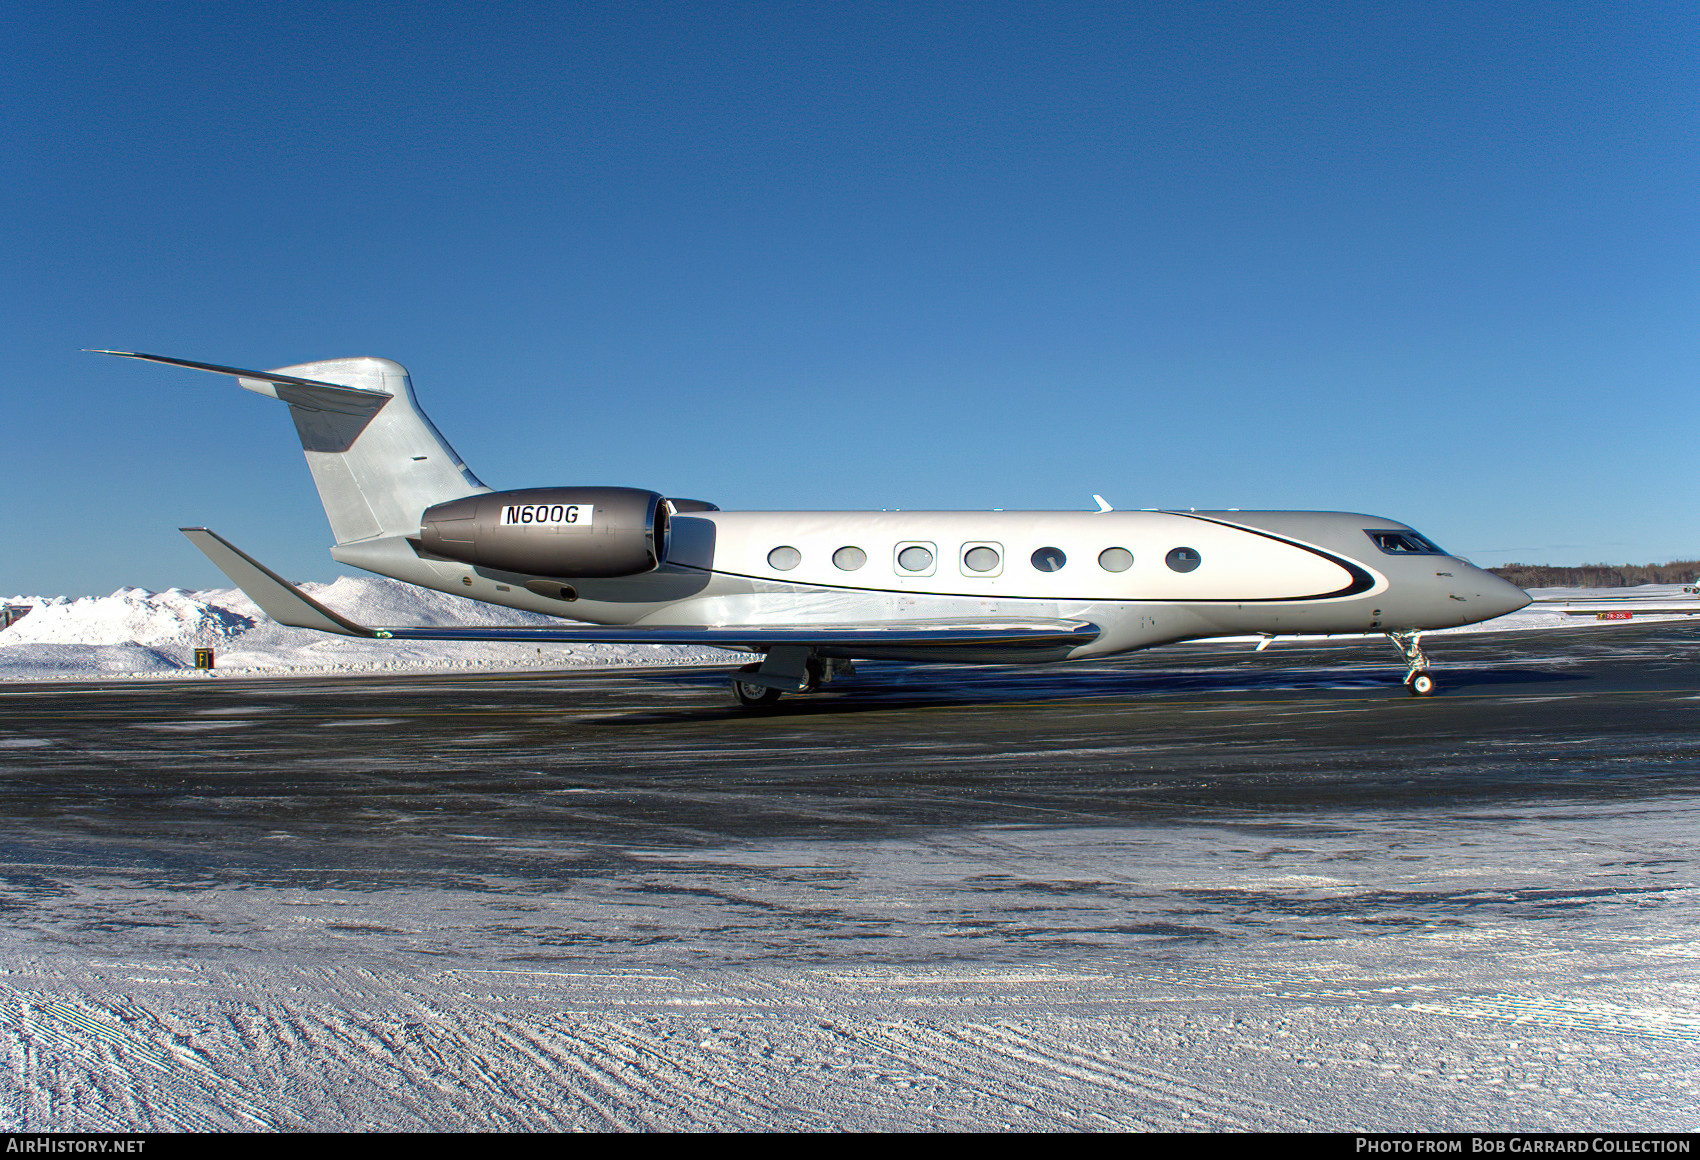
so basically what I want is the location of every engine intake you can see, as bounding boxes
[420,487,671,577]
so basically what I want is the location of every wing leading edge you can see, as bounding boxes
[180,529,1101,652]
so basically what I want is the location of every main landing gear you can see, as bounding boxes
[1386,631,1436,696]
[728,646,852,708]
[730,667,784,707]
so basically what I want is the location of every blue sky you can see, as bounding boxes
[5,1,1696,595]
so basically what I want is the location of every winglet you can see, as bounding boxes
[180,528,372,637]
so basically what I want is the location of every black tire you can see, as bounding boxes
[1409,671,1436,697]
[730,665,782,707]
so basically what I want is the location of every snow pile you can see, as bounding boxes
[0,578,747,681]
[2,588,254,647]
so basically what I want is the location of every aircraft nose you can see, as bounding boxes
[1474,569,1532,619]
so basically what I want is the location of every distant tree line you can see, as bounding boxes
[1489,562,1700,588]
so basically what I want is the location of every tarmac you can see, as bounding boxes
[0,623,1696,1128]
[2,622,1697,858]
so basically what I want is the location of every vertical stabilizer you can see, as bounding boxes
[259,357,487,543]
[91,351,489,544]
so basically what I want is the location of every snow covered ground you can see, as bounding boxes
[0,577,749,681]
[2,666,1696,1132]
[2,578,1694,682]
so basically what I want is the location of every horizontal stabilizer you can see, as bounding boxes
[182,529,1101,651]
[89,350,390,414]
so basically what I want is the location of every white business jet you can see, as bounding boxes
[94,352,1530,704]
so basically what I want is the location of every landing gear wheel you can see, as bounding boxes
[1387,633,1437,699]
[730,664,782,708]
[798,658,824,695]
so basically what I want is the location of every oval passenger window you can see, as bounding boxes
[832,546,866,571]
[1030,547,1066,572]
[768,546,801,571]
[1165,547,1201,573]
[897,545,934,572]
[964,546,1000,572]
[1098,547,1133,572]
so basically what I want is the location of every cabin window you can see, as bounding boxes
[962,545,1002,574]
[1366,530,1447,555]
[1031,547,1066,572]
[1098,547,1133,572]
[832,546,867,571]
[767,546,801,571]
[1166,547,1201,573]
[896,543,935,574]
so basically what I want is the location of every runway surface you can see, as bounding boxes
[1,624,1697,1129]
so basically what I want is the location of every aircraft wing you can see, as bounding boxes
[181,528,1100,652]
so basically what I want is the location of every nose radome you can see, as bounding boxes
[1473,570,1532,619]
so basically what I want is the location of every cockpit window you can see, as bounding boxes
[1367,530,1447,556]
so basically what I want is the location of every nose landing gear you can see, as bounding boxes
[1386,631,1436,696]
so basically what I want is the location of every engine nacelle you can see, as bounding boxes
[419,487,671,577]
